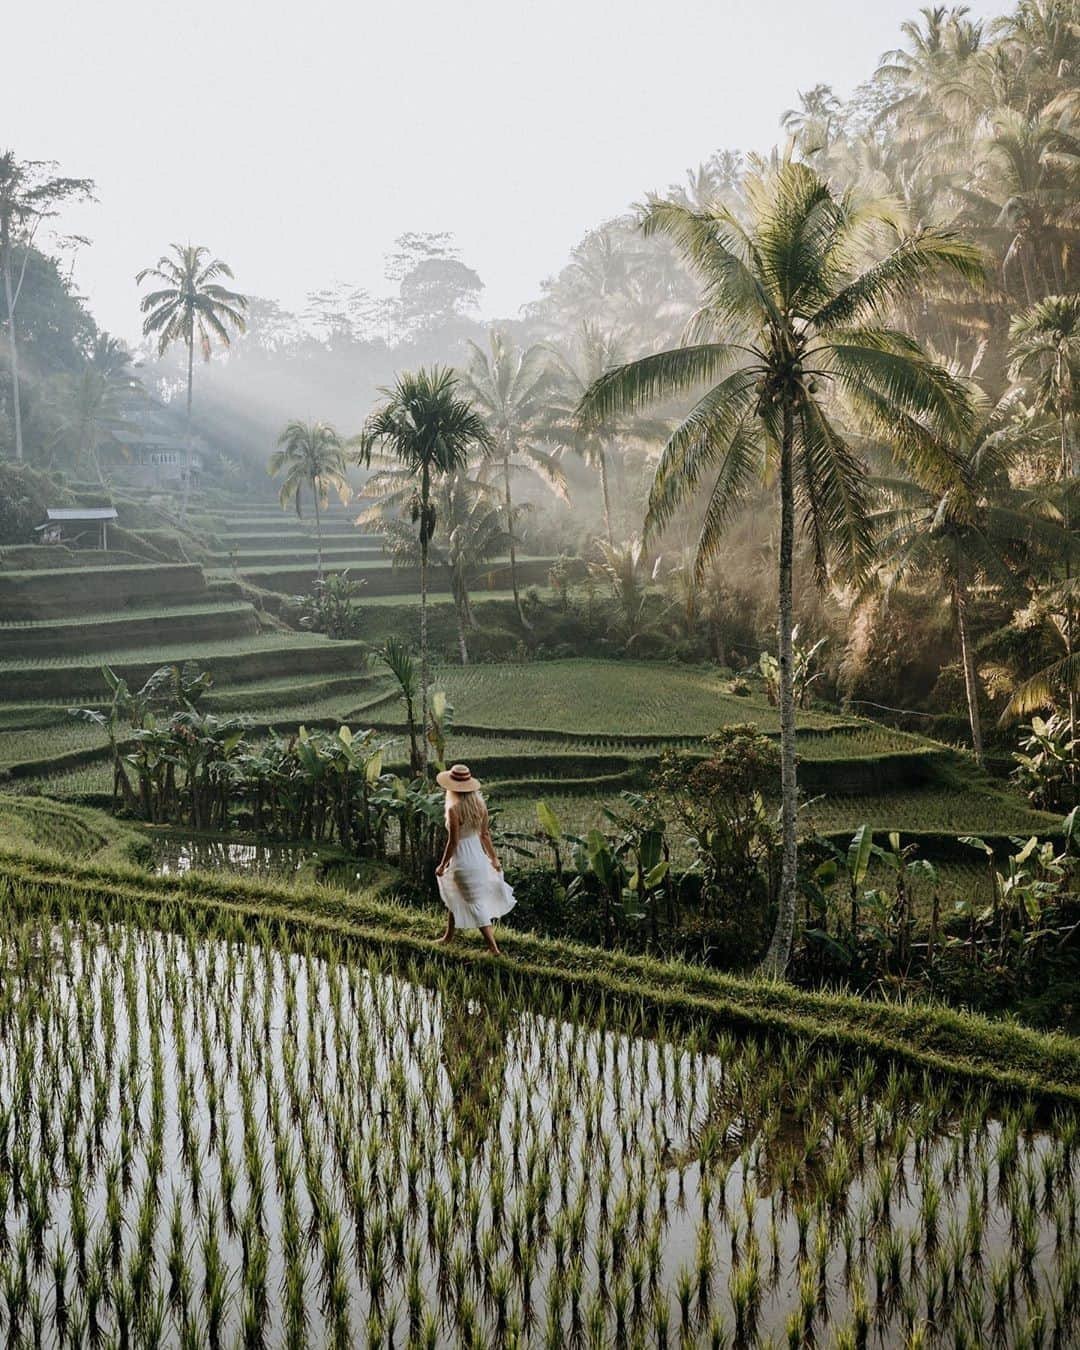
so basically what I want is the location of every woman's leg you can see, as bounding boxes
[479,924,500,955]
[437,911,456,944]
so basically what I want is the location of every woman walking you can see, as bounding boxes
[435,764,515,954]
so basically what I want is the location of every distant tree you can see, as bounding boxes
[0,151,95,461]
[459,331,566,626]
[384,232,483,339]
[781,84,847,152]
[136,244,247,516]
[544,322,666,547]
[1004,294,1080,734]
[52,334,140,488]
[268,420,351,579]
[579,157,981,976]
[366,468,507,664]
[868,388,1039,765]
[357,368,493,767]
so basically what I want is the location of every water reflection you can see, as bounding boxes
[149,832,321,878]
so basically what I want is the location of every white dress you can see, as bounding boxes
[438,825,516,930]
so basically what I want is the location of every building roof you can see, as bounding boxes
[40,508,119,522]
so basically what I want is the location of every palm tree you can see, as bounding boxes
[544,322,667,547]
[459,331,566,626]
[52,334,139,487]
[578,157,981,975]
[356,368,492,768]
[136,244,247,516]
[1003,294,1080,733]
[868,390,1038,765]
[268,420,351,579]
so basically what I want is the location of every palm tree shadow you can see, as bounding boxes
[439,981,512,1162]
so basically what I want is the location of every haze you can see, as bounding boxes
[7,0,1003,341]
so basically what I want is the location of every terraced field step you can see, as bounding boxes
[0,563,208,619]
[209,546,387,567]
[218,525,378,546]
[0,602,260,657]
[494,787,1058,851]
[206,556,559,597]
[402,659,852,738]
[0,672,385,729]
[0,635,368,701]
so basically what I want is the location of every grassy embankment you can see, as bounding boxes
[0,794,1078,1109]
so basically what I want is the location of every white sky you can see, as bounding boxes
[6,0,1006,343]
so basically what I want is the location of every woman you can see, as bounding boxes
[435,764,515,954]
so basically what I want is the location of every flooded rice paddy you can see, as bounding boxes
[0,897,1077,1346]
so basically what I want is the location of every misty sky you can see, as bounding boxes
[8,0,1005,344]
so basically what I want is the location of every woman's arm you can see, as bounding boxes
[480,825,502,872]
[436,812,459,876]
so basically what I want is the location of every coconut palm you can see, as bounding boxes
[1002,294,1080,732]
[544,322,668,547]
[356,368,493,768]
[459,330,566,627]
[268,420,351,579]
[52,334,139,487]
[868,390,1039,765]
[136,244,247,516]
[578,157,982,975]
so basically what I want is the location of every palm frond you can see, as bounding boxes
[577,344,740,429]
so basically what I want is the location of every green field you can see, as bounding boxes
[422,659,849,737]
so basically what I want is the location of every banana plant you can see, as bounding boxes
[426,692,454,774]
[759,625,827,709]
[962,817,1078,967]
[381,639,422,777]
[568,830,625,949]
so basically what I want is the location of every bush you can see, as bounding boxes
[295,570,366,640]
[0,463,71,545]
[657,724,781,966]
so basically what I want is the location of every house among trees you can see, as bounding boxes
[116,403,211,493]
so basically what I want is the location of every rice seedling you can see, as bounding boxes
[0,886,1071,1346]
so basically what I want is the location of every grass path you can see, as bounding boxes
[3,841,1080,1107]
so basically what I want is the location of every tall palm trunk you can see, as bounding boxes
[503,450,530,629]
[1061,373,1076,760]
[419,464,430,774]
[452,567,470,665]
[181,330,194,518]
[312,477,324,579]
[2,240,23,462]
[598,445,615,547]
[762,402,798,977]
[955,555,985,767]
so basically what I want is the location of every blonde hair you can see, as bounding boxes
[446,789,488,832]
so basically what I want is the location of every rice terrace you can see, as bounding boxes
[6,0,1080,1344]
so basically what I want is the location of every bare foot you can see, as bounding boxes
[436,934,454,946]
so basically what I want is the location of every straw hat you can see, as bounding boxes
[436,763,482,793]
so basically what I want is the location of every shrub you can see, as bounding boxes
[657,724,781,966]
[0,463,71,546]
[295,570,366,640]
